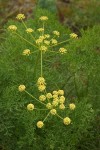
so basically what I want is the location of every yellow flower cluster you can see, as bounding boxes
[22,49,31,56]
[53,30,60,37]
[39,16,48,21]
[63,117,71,125]
[40,46,47,52]
[37,121,44,128]
[51,39,58,44]
[8,25,17,31]
[16,13,25,20]
[70,33,78,39]
[27,103,34,111]
[37,28,44,32]
[37,77,46,92]
[18,85,26,92]
[59,48,67,54]
[26,28,34,33]
[69,103,76,110]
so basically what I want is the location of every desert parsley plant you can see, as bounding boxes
[8,13,78,129]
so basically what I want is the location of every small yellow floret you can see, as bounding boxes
[59,96,65,104]
[22,49,31,56]
[26,28,34,33]
[46,93,52,99]
[52,91,58,95]
[39,95,46,101]
[36,38,43,44]
[58,90,64,95]
[16,13,25,20]
[59,104,65,110]
[46,103,52,109]
[18,85,26,92]
[70,33,78,39]
[27,103,34,111]
[39,16,48,21]
[38,85,46,92]
[37,121,44,128]
[37,77,45,85]
[63,117,71,125]
[44,34,50,39]
[53,94,58,99]
[50,109,57,115]
[44,40,50,45]
[52,101,58,107]
[59,48,67,54]
[69,103,76,110]
[37,28,44,32]
[40,46,47,52]
[53,31,60,37]
[8,25,17,31]
[51,39,58,44]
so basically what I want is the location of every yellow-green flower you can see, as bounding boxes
[40,46,47,52]
[50,109,57,115]
[18,85,26,92]
[39,16,48,21]
[46,93,52,99]
[27,103,34,111]
[37,28,44,32]
[37,77,45,85]
[59,48,67,54]
[26,28,34,33]
[44,34,50,39]
[63,117,71,125]
[37,121,44,128]
[8,25,17,31]
[52,91,58,95]
[53,31,60,37]
[70,33,78,39]
[16,13,25,20]
[59,104,65,110]
[44,40,50,45]
[52,100,58,107]
[59,96,65,104]
[46,103,52,109]
[69,103,76,110]
[39,95,46,101]
[58,90,64,95]
[51,39,58,44]
[38,85,46,92]
[22,49,31,56]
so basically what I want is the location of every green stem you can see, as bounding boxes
[25,90,46,106]
[41,50,43,77]
[14,32,38,48]
[56,113,63,120]
[49,39,70,48]
[22,20,36,41]
[43,111,50,122]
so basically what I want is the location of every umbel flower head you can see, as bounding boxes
[39,16,48,21]
[63,117,71,125]
[26,28,34,33]
[69,103,76,110]
[27,103,34,111]
[16,13,25,20]
[70,33,78,39]
[37,121,44,128]
[8,25,17,31]
[18,85,26,92]
[22,49,31,56]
